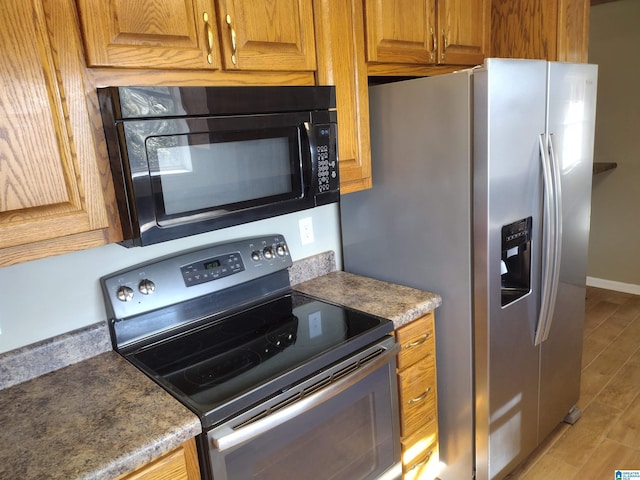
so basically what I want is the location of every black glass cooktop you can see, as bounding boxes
[127,292,392,428]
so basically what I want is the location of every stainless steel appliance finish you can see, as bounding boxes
[101,235,401,480]
[340,59,597,480]
[98,86,339,247]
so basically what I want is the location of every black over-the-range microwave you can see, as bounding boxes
[97,85,339,247]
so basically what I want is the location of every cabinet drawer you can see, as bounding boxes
[395,313,435,371]
[397,355,436,438]
[401,424,439,480]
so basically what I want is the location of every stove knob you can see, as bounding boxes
[276,244,287,256]
[116,285,134,302]
[251,251,261,261]
[263,246,274,259]
[138,279,155,295]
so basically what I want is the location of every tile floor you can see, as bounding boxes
[506,286,640,479]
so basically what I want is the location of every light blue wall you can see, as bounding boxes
[0,204,342,354]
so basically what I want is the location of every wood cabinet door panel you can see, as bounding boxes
[397,354,437,438]
[396,313,435,371]
[76,0,219,69]
[491,0,557,60]
[437,0,490,65]
[364,0,436,64]
[0,0,109,250]
[217,0,317,71]
[314,0,372,193]
[115,438,200,480]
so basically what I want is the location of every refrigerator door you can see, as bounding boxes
[473,59,548,480]
[538,62,598,440]
[341,71,475,480]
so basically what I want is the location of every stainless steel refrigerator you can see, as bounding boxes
[340,59,597,480]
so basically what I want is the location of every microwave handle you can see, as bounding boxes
[209,340,399,452]
[299,122,316,194]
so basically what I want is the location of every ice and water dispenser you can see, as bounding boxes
[501,217,532,306]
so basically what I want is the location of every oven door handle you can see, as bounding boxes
[210,340,400,452]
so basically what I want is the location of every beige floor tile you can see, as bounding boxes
[547,421,604,468]
[518,455,578,480]
[573,438,640,477]
[578,400,624,434]
[607,393,640,449]
[596,362,640,412]
[583,301,618,337]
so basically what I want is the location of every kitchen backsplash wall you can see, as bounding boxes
[0,204,342,354]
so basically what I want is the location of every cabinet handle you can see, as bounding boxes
[430,26,436,62]
[203,12,215,64]
[408,387,432,405]
[441,28,448,61]
[404,333,429,350]
[408,449,434,472]
[225,14,238,65]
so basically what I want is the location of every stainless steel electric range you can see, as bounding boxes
[101,235,401,480]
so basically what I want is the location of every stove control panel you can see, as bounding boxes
[101,234,292,322]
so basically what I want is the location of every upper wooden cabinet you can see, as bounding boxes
[76,0,316,71]
[217,0,317,71]
[491,0,590,63]
[0,0,116,266]
[364,0,490,68]
[76,0,220,70]
[314,0,372,193]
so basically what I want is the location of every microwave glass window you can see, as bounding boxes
[147,134,297,217]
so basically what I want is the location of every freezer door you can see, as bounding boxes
[473,58,548,480]
[538,62,597,441]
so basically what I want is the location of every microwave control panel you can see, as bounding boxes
[314,123,338,194]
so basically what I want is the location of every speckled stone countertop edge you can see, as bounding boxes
[0,351,201,480]
[0,321,112,390]
[293,270,442,329]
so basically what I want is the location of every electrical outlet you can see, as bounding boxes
[299,217,314,245]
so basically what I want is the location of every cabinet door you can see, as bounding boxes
[115,438,200,480]
[491,0,558,60]
[437,0,490,65]
[216,0,317,71]
[0,0,111,265]
[364,0,437,64]
[314,0,372,193]
[491,0,589,63]
[76,0,220,69]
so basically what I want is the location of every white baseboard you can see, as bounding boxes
[586,276,640,295]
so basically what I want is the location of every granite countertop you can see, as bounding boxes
[0,351,201,479]
[293,271,442,328]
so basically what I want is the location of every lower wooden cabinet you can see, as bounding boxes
[115,438,200,480]
[395,313,440,480]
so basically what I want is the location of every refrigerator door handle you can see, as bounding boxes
[545,134,563,341]
[535,134,562,346]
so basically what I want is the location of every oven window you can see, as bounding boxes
[207,361,399,480]
[145,129,302,222]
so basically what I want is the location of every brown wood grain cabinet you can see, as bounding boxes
[395,313,440,480]
[115,438,201,480]
[491,0,590,63]
[364,0,490,75]
[0,0,119,267]
[76,0,316,72]
[314,0,372,193]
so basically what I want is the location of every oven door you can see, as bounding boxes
[205,338,401,480]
